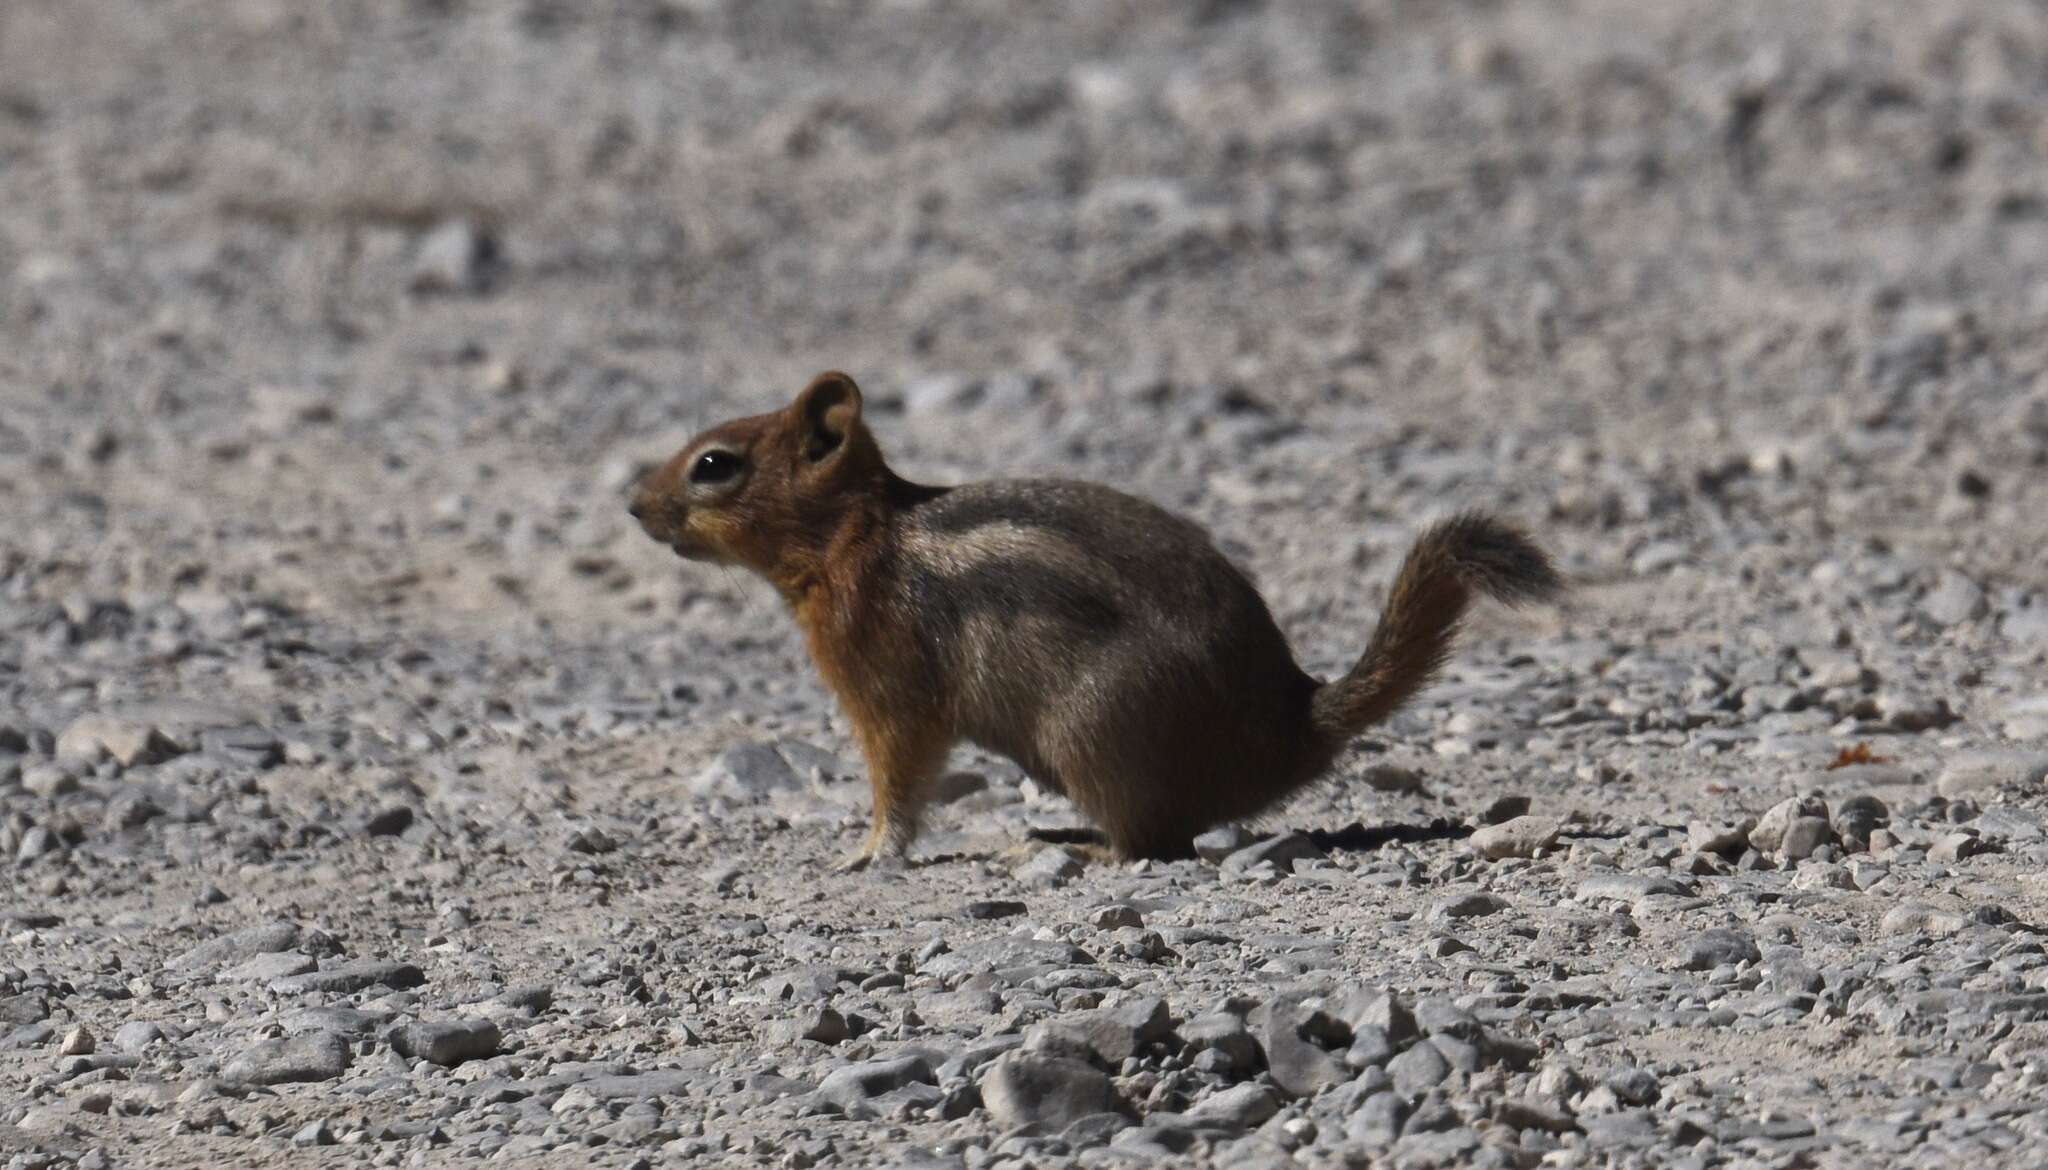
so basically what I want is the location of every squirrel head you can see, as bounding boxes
[631,371,888,588]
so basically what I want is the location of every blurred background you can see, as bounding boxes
[2,0,2044,705]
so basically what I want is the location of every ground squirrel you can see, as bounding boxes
[630,372,1562,867]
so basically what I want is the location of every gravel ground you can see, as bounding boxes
[6,2,2048,1167]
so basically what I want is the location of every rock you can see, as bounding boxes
[1470,815,1559,859]
[1605,1066,1660,1106]
[170,922,302,972]
[1028,996,1172,1067]
[1249,996,1350,1098]
[362,806,415,837]
[1480,795,1532,825]
[391,1018,501,1066]
[1575,874,1690,904]
[1220,832,1324,875]
[962,900,1028,921]
[770,1006,850,1047]
[1387,1039,1453,1095]
[1186,1082,1279,1130]
[60,1026,94,1056]
[0,994,50,1025]
[1358,764,1426,794]
[1089,905,1143,930]
[1192,826,1256,861]
[222,1030,353,1085]
[1877,692,1958,732]
[1937,752,2048,799]
[1921,570,1988,626]
[1179,1012,1259,1074]
[292,1119,335,1147]
[1750,796,1829,854]
[1779,816,1835,861]
[495,985,554,1015]
[55,715,183,769]
[409,218,495,294]
[1928,832,1990,863]
[21,764,78,798]
[218,952,317,983]
[1831,795,1889,851]
[1880,903,1977,939]
[1016,846,1084,889]
[1687,818,1758,856]
[1427,890,1509,920]
[817,1055,935,1110]
[1494,1097,1578,1134]
[268,960,426,996]
[112,1021,164,1053]
[1335,988,1419,1048]
[1679,928,1761,971]
[1345,1091,1408,1145]
[565,826,616,854]
[689,741,803,799]
[979,1053,1114,1131]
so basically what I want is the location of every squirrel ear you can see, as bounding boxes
[794,371,863,463]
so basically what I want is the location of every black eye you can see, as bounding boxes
[689,450,742,485]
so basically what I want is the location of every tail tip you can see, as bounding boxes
[1434,511,1563,605]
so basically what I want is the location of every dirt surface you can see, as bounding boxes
[5,2,2048,1167]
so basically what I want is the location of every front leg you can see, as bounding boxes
[833,722,947,872]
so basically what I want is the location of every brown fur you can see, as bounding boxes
[631,372,1562,865]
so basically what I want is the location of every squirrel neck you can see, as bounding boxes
[772,467,945,609]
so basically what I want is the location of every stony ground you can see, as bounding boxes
[5,1,2048,1167]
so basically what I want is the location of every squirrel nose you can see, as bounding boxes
[627,497,646,521]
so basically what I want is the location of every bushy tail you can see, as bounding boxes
[1309,512,1561,742]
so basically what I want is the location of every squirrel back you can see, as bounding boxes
[631,372,1561,863]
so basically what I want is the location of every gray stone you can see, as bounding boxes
[1016,846,1084,889]
[112,1021,165,1053]
[1249,996,1350,1098]
[1027,996,1172,1067]
[1575,874,1690,905]
[392,1018,501,1066]
[222,1030,352,1085]
[1220,832,1324,875]
[979,1053,1114,1131]
[55,715,183,769]
[1750,796,1829,854]
[1192,826,1256,862]
[21,764,78,798]
[1180,1011,1259,1073]
[1937,752,2048,799]
[1335,987,1420,1047]
[1928,832,1990,863]
[1427,890,1509,920]
[268,960,426,996]
[1687,818,1758,856]
[1386,1039,1453,1095]
[170,922,302,972]
[1832,795,1889,851]
[218,952,317,983]
[1679,928,1760,971]
[1603,1066,1660,1106]
[1344,1091,1408,1146]
[1185,1082,1279,1131]
[1921,570,1988,626]
[689,741,801,799]
[1779,816,1835,861]
[817,1055,935,1110]
[1470,815,1559,860]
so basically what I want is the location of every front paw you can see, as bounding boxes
[831,848,875,874]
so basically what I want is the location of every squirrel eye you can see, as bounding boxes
[689,449,742,485]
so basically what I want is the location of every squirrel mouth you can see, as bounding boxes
[668,538,716,563]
